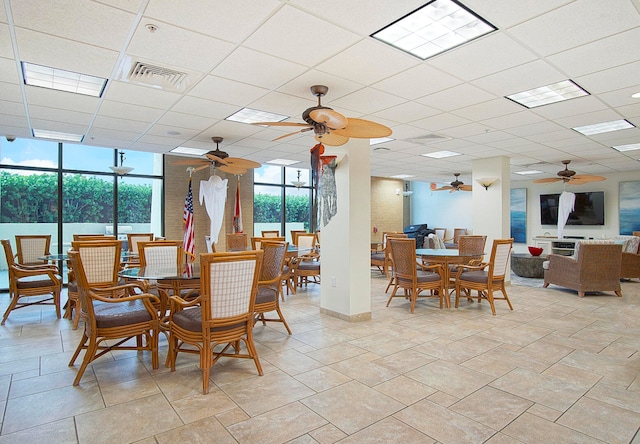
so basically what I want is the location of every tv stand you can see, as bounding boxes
[533,237,580,256]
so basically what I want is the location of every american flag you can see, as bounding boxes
[183,178,195,260]
[233,179,243,233]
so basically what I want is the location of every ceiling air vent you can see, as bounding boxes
[409,134,451,144]
[117,56,198,92]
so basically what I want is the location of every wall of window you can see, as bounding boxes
[253,165,312,243]
[0,136,163,288]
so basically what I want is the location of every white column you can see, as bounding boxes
[319,138,371,321]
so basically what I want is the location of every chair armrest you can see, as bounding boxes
[90,282,148,297]
[418,262,443,275]
[454,263,488,279]
[11,264,61,283]
[89,290,159,305]
[168,294,202,316]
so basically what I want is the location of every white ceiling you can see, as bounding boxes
[1,0,640,185]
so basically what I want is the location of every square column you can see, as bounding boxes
[319,138,371,321]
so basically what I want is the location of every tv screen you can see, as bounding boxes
[540,191,605,225]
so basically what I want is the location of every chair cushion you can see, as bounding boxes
[94,299,153,328]
[398,271,440,283]
[542,260,550,270]
[255,285,277,304]
[172,307,245,333]
[458,270,488,283]
[298,261,320,271]
[16,275,60,289]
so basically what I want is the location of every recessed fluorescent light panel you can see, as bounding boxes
[226,108,289,124]
[572,120,635,136]
[506,80,589,108]
[22,62,107,97]
[612,143,640,152]
[421,150,461,159]
[267,159,300,166]
[370,137,394,145]
[370,0,496,60]
[33,129,84,142]
[170,147,210,156]
[514,170,544,175]
[390,174,414,179]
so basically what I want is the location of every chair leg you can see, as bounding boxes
[54,290,61,319]
[69,332,88,366]
[73,336,99,386]
[1,294,19,325]
[276,306,292,335]
[201,342,212,394]
[245,332,263,376]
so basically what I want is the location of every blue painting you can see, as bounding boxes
[510,188,527,243]
[619,181,640,235]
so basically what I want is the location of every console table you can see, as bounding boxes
[511,253,547,278]
[532,237,580,256]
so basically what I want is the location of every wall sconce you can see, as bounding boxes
[475,177,498,190]
[402,182,413,196]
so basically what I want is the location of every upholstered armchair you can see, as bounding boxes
[620,236,640,280]
[543,242,623,298]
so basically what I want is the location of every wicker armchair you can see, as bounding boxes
[620,236,640,280]
[543,242,623,298]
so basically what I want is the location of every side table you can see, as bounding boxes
[511,253,547,278]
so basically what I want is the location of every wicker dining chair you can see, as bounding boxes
[261,230,280,238]
[448,235,487,285]
[226,233,248,251]
[387,238,445,313]
[67,241,160,386]
[167,250,264,394]
[15,234,52,266]
[254,241,292,334]
[454,238,514,315]
[1,239,62,325]
[251,236,285,250]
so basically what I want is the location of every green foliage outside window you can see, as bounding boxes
[0,171,151,223]
[253,193,310,226]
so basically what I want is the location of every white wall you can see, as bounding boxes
[410,171,639,253]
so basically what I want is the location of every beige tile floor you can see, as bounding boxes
[0,273,639,444]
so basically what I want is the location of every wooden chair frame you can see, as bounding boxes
[254,241,292,334]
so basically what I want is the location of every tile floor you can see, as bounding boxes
[0,273,639,443]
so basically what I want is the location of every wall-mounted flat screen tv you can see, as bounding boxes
[540,191,605,225]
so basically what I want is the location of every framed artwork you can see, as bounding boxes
[510,188,527,243]
[619,181,640,235]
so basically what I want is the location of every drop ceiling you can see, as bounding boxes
[1,0,640,185]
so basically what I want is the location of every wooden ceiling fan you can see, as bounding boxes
[532,160,606,185]
[252,85,392,146]
[171,137,261,175]
[433,173,472,192]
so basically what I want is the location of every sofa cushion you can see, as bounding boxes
[573,239,614,258]
[623,236,640,254]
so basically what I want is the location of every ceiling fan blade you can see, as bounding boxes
[205,153,227,164]
[225,157,261,169]
[315,132,349,146]
[273,127,314,141]
[533,177,562,184]
[194,164,211,172]
[567,178,589,185]
[434,186,454,191]
[332,118,392,138]
[171,159,209,165]
[572,174,606,182]
[459,184,472,191]
[218,165,247,175]
[252,121,312,127]
[309,108,348,129]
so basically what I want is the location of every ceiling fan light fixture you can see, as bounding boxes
[110,151,134,175]
[476,177,498,190]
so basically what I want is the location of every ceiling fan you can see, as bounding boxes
[433,173,472,192]
[532,160,606,185]
[172,137,261,175]
[252,85,392,146]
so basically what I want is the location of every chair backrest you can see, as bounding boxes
[458,235,487,256]
[127,233,154,253]
[199,250,263,322]
[453,228,467,244]
[290,230,307,246]
[15,235,51,265]
[381,231,404,248]
[434,228,446,240]
[487,239,514,280]
[257,241,288,284]
[296,233,317,250]
[70,240,123,288]
[73,234,116,241]
[227,233,248,251]
[2,239,17,267]
[388,238,418,281]
[137,240,183,268]
[261,230,280,238]
[251,236,285,250]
